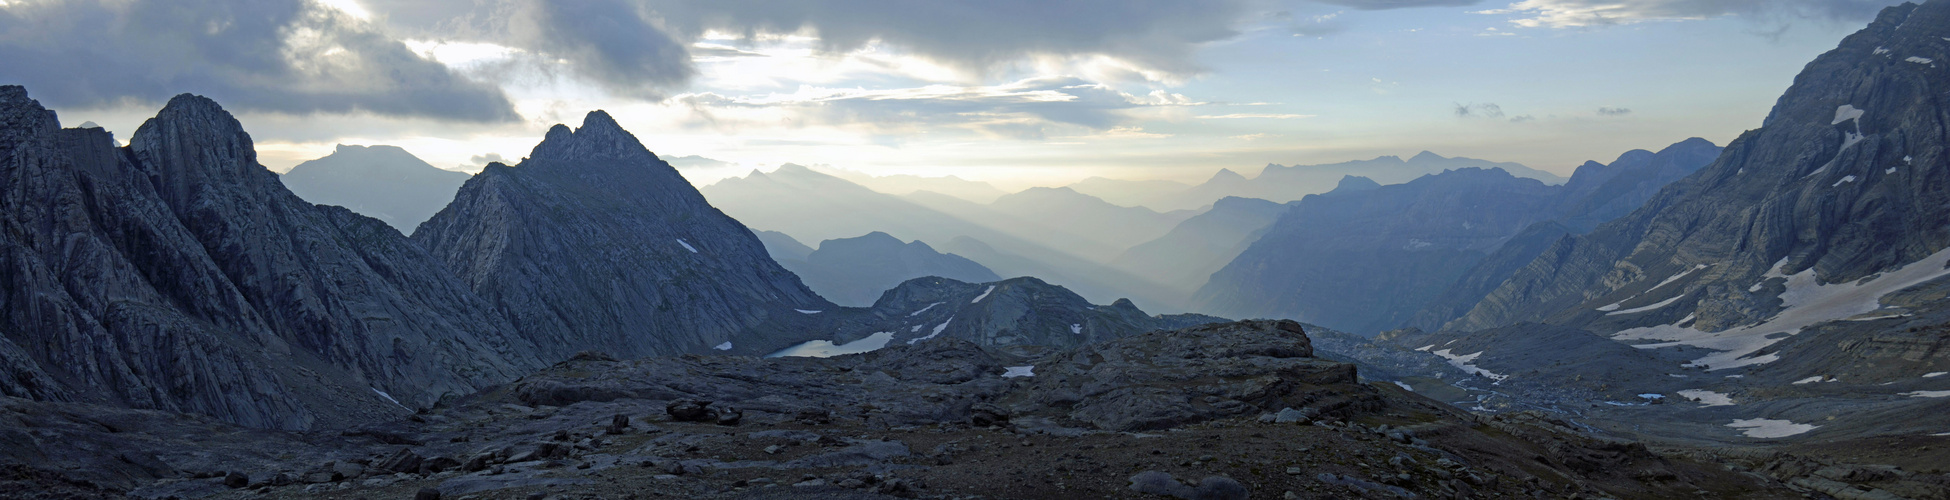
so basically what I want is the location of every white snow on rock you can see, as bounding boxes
[1394,381,1414,391]
[1926,372,1948,378]
[1873,47,1891,55]
[1002,366,1035,378]
[1638,393,1664,400]
[1888,167,1898,174]
[1678,389,1735,407]
[714,341,733,350]
[1431,349,1508,381]
[1727,418,1817,438]
[372,388,409,410]
[1605,295,1684,316]
[766,331,896,358]
[1596,302,1623,312]
[796,309,822,314]
[1908,56,1935,64]
[1616,247,1950,371]
[908,302,943,317]
[1832,105,1865,125]
[909,317,954,345]
[1902,390,1950,398]
[1415,345,1434,352]
[677,239,698,253]
[1070,324,1082,334]
[1792,376,1826,385]
[1832,175,1856,187]
[910,324,923,332]
[971,285,996,304]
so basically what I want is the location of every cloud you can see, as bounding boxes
[663,155,733,169]
[1309,0,1482,10]
[1597,107,1632,116]
[369,0,1258,96]
[465,152,507,169]
[1198,113,1315,119]
[1454,102,1505,119]
[1509,115,1536,123]
[669,76,1186,140]
[1475,0,1908,28]
[0,0,518,122]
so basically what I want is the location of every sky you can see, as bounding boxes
[0,0,1913,190]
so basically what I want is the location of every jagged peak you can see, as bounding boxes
[1208,168,1247,182]
[526,110,655,163]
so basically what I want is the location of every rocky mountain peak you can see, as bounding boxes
[527,110,654,163]
[1330,175,1381,194]
[1408,150,1446,163]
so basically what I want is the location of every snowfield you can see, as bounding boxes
[766,331,896,358]
[1615,247,1950,370]
[677,239,698,253]
[1678,389,1735,407]
[1727,418,1818,438]
[971,285,996,303]
[1431,349,1508,381]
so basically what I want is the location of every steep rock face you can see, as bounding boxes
[780,232,999,307]
[279,144,472,233]
[414,112,832,361]
[1451,3,1950,348]
[0,88,537,430]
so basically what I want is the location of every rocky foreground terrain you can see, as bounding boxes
[0,321,1805,500]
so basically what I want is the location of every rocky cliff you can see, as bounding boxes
[413,111,833,361]
[0,87,540,430]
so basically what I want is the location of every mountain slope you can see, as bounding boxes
[1111,196,1290,299]
[1127,152,1565,212]
[1450,2,1950,360]
[279,144,471,233]
[0,87,540,430]
[780,232,1000,306]
[753,230,814,263]
[413,112,833,361]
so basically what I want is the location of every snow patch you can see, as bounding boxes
[372,388,409,410]
[1638,393,1664,400]
[766,331,895,358]
[1002,366,1035,378]
[909,317,954,344]
[1070,324,1082,334]
[714,341,733,351]
[1616,247,1950,370]
[971,285,996,304]
[1832,105,1865,125]
[677,239,698,253]
[1415,344,1434,352]
[1873,47,1891,55]
[1792,376,1825,385]
[1727,418,1817,438]
[910,324,923,332]
[908,302,943,317]
[1908,56,1935,64]
[1431,349,1508,381]
[1902,390,1950,398]
[1678,389,1734,407]
[1606,295,1684,316]
[1832,175,1856,187]
[795,309,822,314]
[1888,167,1898,174]
[1596,302,1623,312]
[1394,381,1414,391]
[1926,372,1948,378]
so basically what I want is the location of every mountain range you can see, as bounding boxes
[768,231,1000,307]
[1068,151,1567,212]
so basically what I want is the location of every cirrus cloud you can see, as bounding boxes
[1474,0,1908,28]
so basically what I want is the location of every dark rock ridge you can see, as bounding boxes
[1,320,1796,499]
[1450,2,1950,338]
[795,276,1225,353]
[0,87,541,430]
[279,144,472,233]
[414,111,834,361]
[1196,137,1720,334]
[774,231,1000,307]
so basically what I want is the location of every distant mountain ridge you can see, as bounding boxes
[1067,151,1567,212]
[773,231,1001,307]
[279,144,471,233]
[1196,138,1720,334]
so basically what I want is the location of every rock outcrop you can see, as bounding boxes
[778,276,1225,354]
[0,88,540,430]
[413,111,834,361]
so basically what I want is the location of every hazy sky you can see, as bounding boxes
[2,0,1909,189]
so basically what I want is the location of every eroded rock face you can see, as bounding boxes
[413,111,833,361]
[0,88,541,430]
